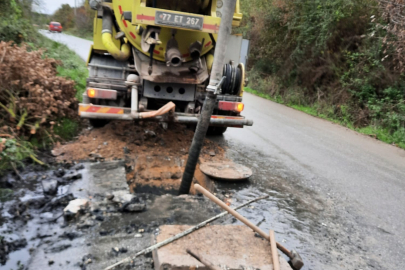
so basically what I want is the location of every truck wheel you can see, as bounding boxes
[207,126,227,136]
[89,119,109,128]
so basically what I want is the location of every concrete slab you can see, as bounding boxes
[153,225,293,270]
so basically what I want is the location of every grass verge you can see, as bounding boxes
[1,33,87,173]
[64,28,93,41]
[29,33,87,142]
[244,87,405,149]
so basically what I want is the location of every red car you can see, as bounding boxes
[49,22,62,33]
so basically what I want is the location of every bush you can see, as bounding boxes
[241,0,405,147]
[0,42,78,140]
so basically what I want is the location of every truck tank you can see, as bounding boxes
[80,0,252,134]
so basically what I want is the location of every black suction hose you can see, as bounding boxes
[179,0,237,195]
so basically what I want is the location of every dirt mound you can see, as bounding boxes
[0,41,77,138]
[53,121,228,193]
[53,121,225,162]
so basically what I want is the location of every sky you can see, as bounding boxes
[34,0,80,15]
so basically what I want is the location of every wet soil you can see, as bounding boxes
[52,121,226,163]
[1,119,390,270]
[0,161,225,270]
[53,121,227,194]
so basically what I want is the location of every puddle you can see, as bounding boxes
[0,161,221,270]
[0,139,347,270]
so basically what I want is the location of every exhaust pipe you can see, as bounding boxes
[165,36,182,67]
[102,8,130,61]
[189,40,203,60]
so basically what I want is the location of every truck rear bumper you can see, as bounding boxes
[78,103,253,127]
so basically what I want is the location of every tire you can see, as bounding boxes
[89,119,109,128]
[207,126,227,136]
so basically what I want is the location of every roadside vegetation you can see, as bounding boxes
[240,0,405,149]
[39,1,94,40]
[0,0,87,174]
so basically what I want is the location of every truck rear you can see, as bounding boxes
[81,0,252,134]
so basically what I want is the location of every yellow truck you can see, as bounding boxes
[80,0,252,134]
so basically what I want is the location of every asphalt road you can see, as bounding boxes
[39,29,92,61]
[41,31,405,269]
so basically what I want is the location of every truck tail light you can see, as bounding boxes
[86,88,117,100]
[218,101,244,113]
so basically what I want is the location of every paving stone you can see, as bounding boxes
[152,225,292,270]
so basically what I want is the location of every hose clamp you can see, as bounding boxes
[207,76,226,94]
[101,29,112,34]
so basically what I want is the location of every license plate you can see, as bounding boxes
[155,11,203,30]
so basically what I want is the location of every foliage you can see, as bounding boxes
[0,137,44,172]
[49,0,95,39]
[30,35,88,101]
[0,188,13,202]
[241,0,405,148]
[0,0,88,172]
[0,0,35,43]
[52,4,75,29]
[0,42,78,142]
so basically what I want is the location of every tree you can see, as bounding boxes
[52,4,75,29]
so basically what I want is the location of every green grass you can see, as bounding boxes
[28,34,88,101]
[64,28,93,41]
[30,33,87,142]
[245,87,405,149]
[18,33,87,148]
[0,188,13,202]
[53,118,80,141]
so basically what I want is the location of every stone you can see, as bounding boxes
[48,244,72,253]
[53,168,66,177]
[62,171,82,181]
[171,171,182,179]
[77,219,95,229]
[41,179,58,195]
[209,151,216,156]
[124,203,146,212]
[134,233,143,238]
[106,194,114,200]
[74,164,85,170]
[59,231,80,240]
[111,190,136,204]
[63,199,89,219]
[144,130,156,137]
[95,215,105,221]
[51,148,64,157]
[153,225,293,270]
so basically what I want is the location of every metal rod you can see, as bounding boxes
[104,195,269,270]
[79,111,252,126]
[179,0,237,195]
[269,230,280,270]
[194,184,292,258]
[187,249,222,270]
[88,63,135,71]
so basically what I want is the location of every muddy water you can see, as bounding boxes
[0,162,223,270]
[1,142,382,270]
[211,137,384,270]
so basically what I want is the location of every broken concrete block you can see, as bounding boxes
[153,225,293,270]
[111,190,136,204]
[63,199,89,219]
[41,179,58,195]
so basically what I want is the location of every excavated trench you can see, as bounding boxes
[0,120,370,270]
[0,122,230,269]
